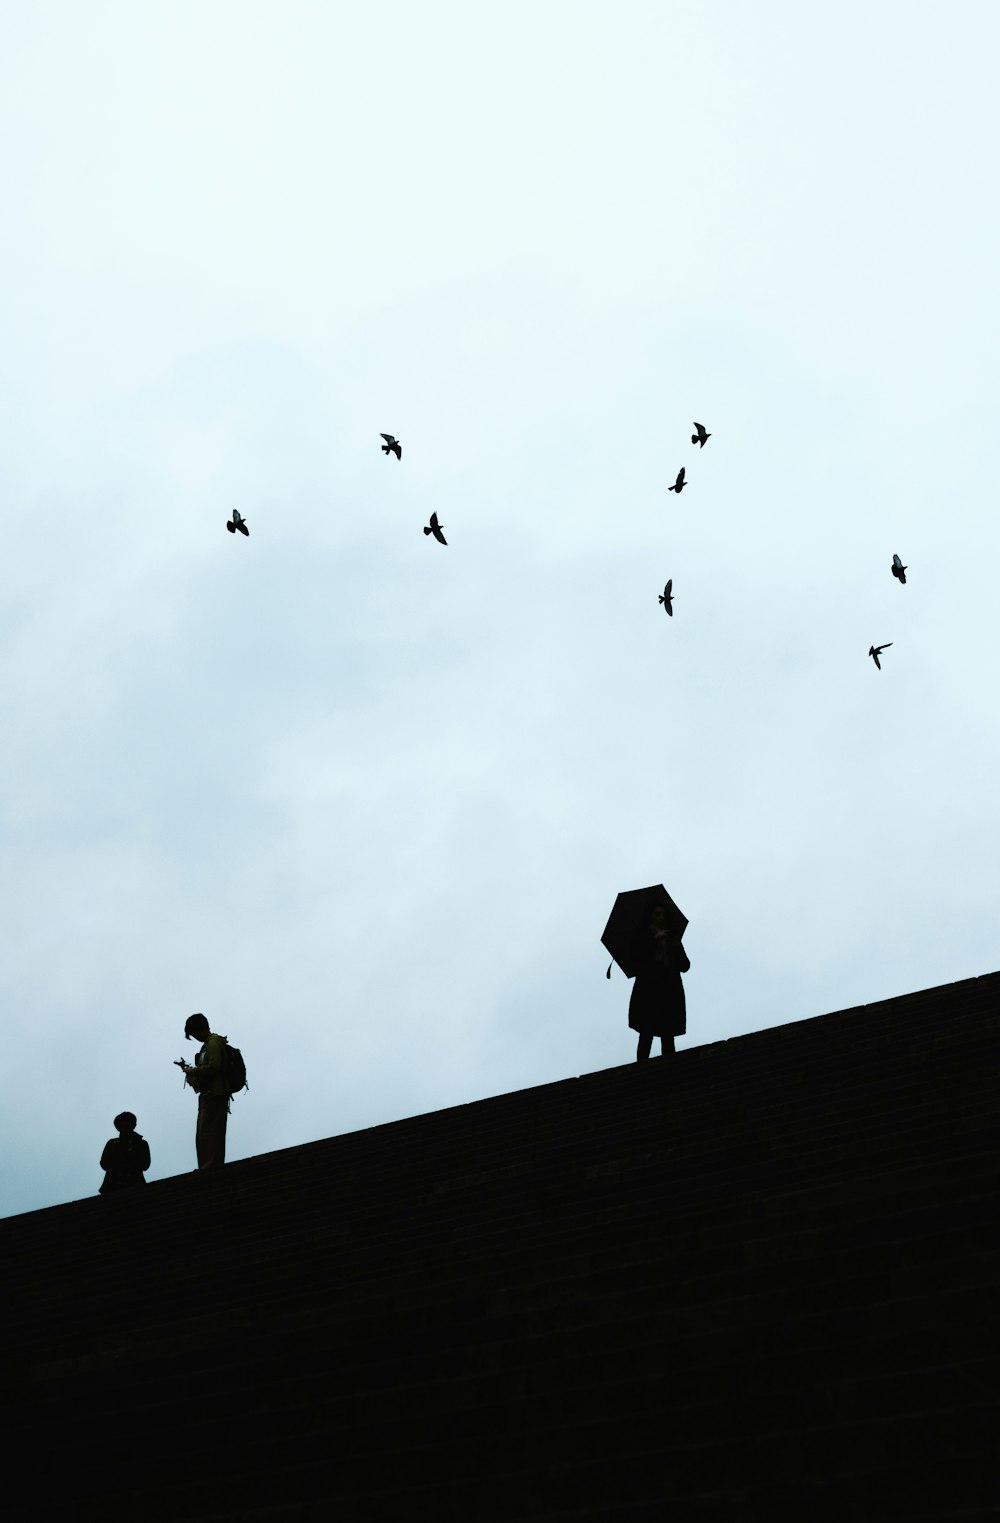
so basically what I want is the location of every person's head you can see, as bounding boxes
[648,903,667,928]
[114,1112,137,1135]
[185,1012,210,1042]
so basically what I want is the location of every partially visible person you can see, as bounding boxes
[628,902,690,1061]
[99,1112,151,1194]
[176,1013,229,1169]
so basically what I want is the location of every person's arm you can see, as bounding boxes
[138,1138,151,1171]
[662,929,690,973]
[100,1140,116,1172]
[182,1034,226,1088]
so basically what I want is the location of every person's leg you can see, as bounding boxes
[661,1034,675,1057]
[637,1032,653,1061]
[197,1096,228,1168]
[211,1101,227,1167]
[196,1096,209,1168]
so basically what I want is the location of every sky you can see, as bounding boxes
[2,0,998,1218]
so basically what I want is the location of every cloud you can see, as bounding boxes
[2,2,999,1218]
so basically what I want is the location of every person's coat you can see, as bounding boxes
[628,929,690,1036]
[99,1133,151,1193]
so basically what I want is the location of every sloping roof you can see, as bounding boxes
[3,970,998,1520]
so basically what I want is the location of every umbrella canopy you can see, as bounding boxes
[601,884,688,978]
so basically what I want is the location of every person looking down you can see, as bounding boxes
[176,1013,230,1169]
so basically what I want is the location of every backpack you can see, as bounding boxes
[224,1040,248,1100]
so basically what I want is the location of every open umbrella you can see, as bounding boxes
[601,884,688,978]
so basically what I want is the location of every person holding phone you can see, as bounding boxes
[175,1013,229,1169]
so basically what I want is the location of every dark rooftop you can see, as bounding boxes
[3,970,998,1520]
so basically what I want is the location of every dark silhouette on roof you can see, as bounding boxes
[625,901,690,1062]
[380,433,402,460]
[98,1112,150,1194]
[658,579,674,615]
[691,422,711,447]
[668,466,687,493]
[891,554,907,583]
[226,509,249,537]
[869,641,892,669]
[424,512,447,544]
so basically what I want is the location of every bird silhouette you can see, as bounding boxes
[869,643,892,670]
[658,579,674,616]
[381,433,402,460]
[424,512,447,545]
[691,422,711,448]
[668,467,687,493]
[891,554,907,584]
[226,509,249,537]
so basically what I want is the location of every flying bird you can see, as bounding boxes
[658,579,674,616]
[381,433,402,460]
[226,509,249,537]
[424,512,447,545]
[691,422,711,448]
[668,467,687,493]
[869,642,892,670]
[891,554,907,584]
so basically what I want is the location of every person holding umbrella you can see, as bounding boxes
[602,885,691,1061]
[630,902,690,1059]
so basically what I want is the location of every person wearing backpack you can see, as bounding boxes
[176,1012,231,1169]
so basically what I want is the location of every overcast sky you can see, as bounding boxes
[2,0,998,1218]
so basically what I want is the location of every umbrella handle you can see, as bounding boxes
[606,961,612,979]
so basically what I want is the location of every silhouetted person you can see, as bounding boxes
[629,903,690,1060]
[176,1013,229,1169]
[99,1112,150,1194]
